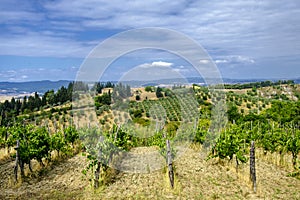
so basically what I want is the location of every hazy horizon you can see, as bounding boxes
[0,76,300,84]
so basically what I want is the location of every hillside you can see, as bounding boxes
[0,147,299,199]
[0,80,299,199]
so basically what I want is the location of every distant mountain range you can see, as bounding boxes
[124,77,300,87]
[0,78,299,96]
[0,80,71,96]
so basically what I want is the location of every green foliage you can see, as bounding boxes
[165,121,180,137]
[286,129,300,168]
[64,126,79,145]
[28,127,51,164]
[263,101,300,123]
[94,92,112,109]
[194,119,210,144]
[0,123,81,177]
[135,95,141,101]
[132,118,150,126]
[129,93,198,123]
[246,103,251,109]
[0,126,7,148]
[224,80,294,90]
[130,109,143,119]
[164,88,173,97]
[51,132,66,156]
[0,82,75,125]
[227,103,241,123]
[1,79,300,184]
[156,87,164,98]
[112,83,131,102]
[73,81,89,92]
[261,132,281,153]
[210,125,248,164]
[145,86,154,92]
[92,81,115,94]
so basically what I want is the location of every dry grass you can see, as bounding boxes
[0,147,15,161]
[224,89,249,95]
[130,87,158,101]
[1,86,300,199]
[1,146,299,199]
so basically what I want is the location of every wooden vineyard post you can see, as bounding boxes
[14,140,20,182]
[166,139,174,188]
[250,141,256,193]
[53,121,57,132]
[194,118,198,131]
[5,128,9,154]
[94,136,104,189]
[114,125,120,143]
[109,125,120,164]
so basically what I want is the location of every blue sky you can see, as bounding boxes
[0,0,300,82]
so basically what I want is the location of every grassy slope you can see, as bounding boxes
[1,146,299,199]
[1,84,300,199]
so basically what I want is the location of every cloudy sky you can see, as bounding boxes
[0,0,299,82]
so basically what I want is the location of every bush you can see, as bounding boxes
[145,86,153,92]
[64,126,79,145]
[130,109,143,118]
[135,95,141,101]
[246,103,251,109]
[156,87,163,98]
[133,118,150,126]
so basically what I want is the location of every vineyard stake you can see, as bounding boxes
[114,124,120,143]
[14,140,20,182]
[166,139,174,188]
[94,136,104,189]
[250,141,256,193]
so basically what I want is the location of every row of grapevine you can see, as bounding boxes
[79,124,169,187]
[129,94,199,123]
[0,124,79,180]
[207,121,300,169]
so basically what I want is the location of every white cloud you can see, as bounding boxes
[0,0,299,60]
[0,31,94,57]
[117,61,197,82]
[235,56,255,64]
[0,66,78,82]
[215,59,228,64]
[173,67,190,73]
[151,61,173,67]
[139,61,173,68]
[215,56,255,65]
[199,59,210,64]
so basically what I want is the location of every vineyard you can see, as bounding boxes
[0,80,300,199]
[130,94,199,122]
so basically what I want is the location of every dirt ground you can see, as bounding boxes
[0,146,299,199]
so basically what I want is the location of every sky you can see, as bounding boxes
[0,0,300,82]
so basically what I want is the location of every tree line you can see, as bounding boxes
[0,81,90,126]
[224,80,295,90]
